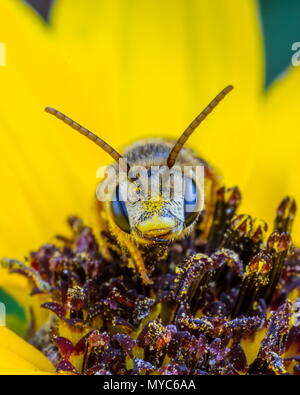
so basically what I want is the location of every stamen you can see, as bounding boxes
[206,186,241,254]
[275,196,297,233]
[2,186,299,375]
[232,251,273,318]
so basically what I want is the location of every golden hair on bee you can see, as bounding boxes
[45,85,234,285]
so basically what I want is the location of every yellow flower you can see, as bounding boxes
[0,326,55,374]
[0,0,299,374]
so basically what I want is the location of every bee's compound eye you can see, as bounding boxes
[184,178,199,227]
[111,186,131,233]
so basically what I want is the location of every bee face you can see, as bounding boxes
[111,193,184,243]
[107,140,204,243]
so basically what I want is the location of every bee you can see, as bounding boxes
[45,85,233,285]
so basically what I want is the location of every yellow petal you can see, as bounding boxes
[0,267,29,304]
[51,0,263,185]
[241,327,266,366]
[0,326,55,374]
[241,66,300,243]
[0,0,110,259]
[0,267,49,331]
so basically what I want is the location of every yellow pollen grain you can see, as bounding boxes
[142,198,164,214]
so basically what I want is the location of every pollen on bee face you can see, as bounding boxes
[141,198,164,213]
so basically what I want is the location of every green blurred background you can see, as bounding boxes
[260,0,300,87]
[1,0,300,335]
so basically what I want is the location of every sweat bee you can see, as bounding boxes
[45,85,233,285]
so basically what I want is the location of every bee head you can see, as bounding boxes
[45,85,233,244]
[109,164,204,243]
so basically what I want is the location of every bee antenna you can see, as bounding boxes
[167,85,234,168]
[45,107,129,173]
